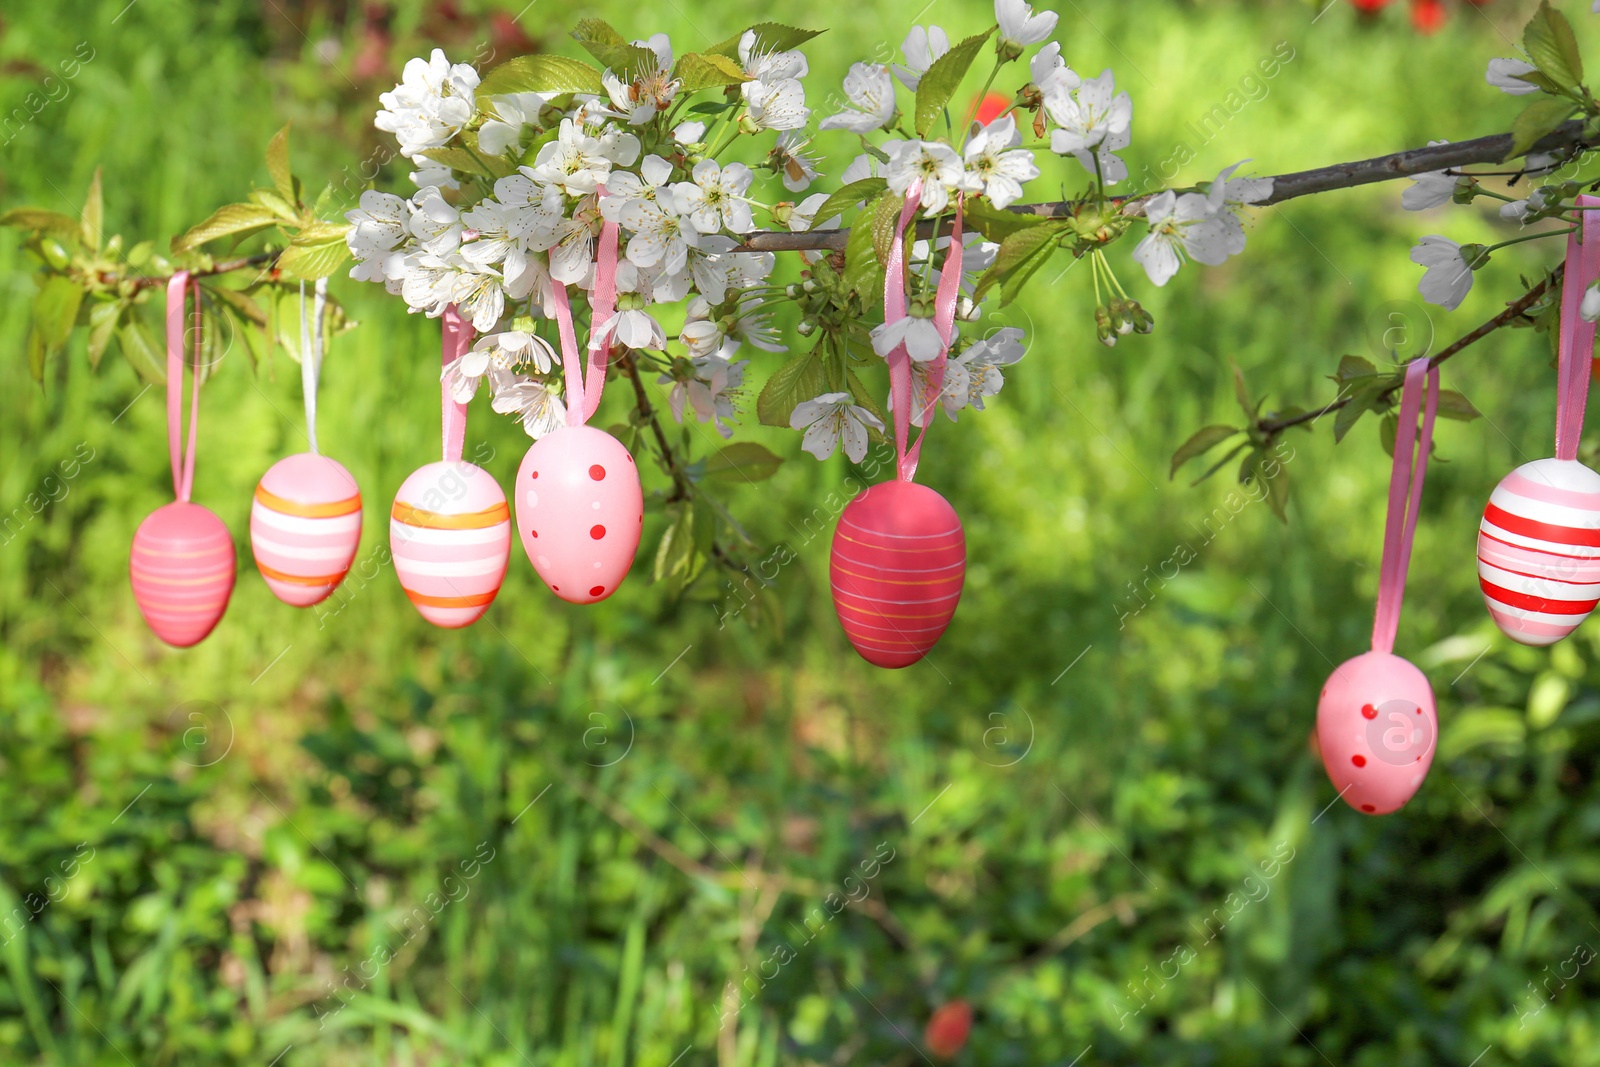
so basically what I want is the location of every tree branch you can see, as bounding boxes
[1255,266,1560,437]
[121,250,280,290]
[734,121,1591,254]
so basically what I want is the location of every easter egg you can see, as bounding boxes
[130,502,236,648]
[514,426,643,604]
[250,453,363,608]
[1477,457,1600,646]
[1316,650,1437,816]
[390,460,511,628]
[829,480,965,669]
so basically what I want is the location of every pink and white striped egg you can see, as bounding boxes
[1316,650,1437,816]
[130,502,236,648]
[250,453,363,608]
[515,426,643,604]
[390,460,511,628]
[1477,457,1600,646]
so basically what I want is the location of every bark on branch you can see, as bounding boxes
[733,121,1591,254]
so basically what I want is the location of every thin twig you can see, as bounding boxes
[734,122,1591,253]
[1255,267,1560,436]
[121,250,280,289]
[619,350,695,503]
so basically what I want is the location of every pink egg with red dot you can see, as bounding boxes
[515,426,642,604]
[1316,650,1437,816]
[250,452,363,608]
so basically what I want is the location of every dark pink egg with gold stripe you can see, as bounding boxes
[1477,457,1600,646]
[830,480,965,669]
[130,502,236,648]
[250,453,363,608]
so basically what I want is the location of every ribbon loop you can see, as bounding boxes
[164,271,203,503]
[882,185,966,483]
[441,306,475,463]
[1371,356,1439,655]
[552,195,622,429]
[1555,193,1600,461]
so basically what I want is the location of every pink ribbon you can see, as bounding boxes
[1371,357,1439,655]
[164,272,202,503]
[441,305,476,463]
[1555,193,1600,462]
[551,194,622,428]
[882,184,965,482]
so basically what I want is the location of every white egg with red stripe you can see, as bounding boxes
[1477,457,1600,646]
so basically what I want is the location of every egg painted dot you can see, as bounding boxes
[531,529,539,538]
[1361,704,1377,720]
[1361,804,1376,813]
[537,555,551,569]
[1352,755,1367,767]
[590,464,606,481]
[526,490,539,508]
[593,561,602,569]
[591,524,606,540]
[532,471,539,479]
[592,501,601,510]
[1414,706,1421,715]
[590,585,605,596]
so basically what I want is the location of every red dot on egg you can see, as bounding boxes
[532,471,539,479]
[589,465,606,481]
[1361,804,1376,813]
[530,530,538,538]
[1352,755,1367,767]
[589,585,605,596]
[590,524,606,540]
[1414,707,1421,715]
[1361,704,1377,720]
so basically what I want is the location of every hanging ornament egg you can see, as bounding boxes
[1316,651,1437,816]
[830,480,966,669]
[390,461,510,628]
[130,502,236,648]
[249,453,363,608]
[1477,457,1600,646]
[515,425,643,604]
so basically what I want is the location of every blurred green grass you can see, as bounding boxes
[3,0,1600,1064]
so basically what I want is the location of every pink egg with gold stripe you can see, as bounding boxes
[515,426,643,604]
[829,481,965,669]
[250,453,363,608]
[1477,457,1600,646]
[1316,651,1437,815]
[130,502,236,648]
[390,461,510,628]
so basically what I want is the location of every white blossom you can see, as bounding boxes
[548,194,603,285]
[1045,69,1133,184]
[619,196,698,275]
[1133,188,1237,287]
[598,307,667,349]
[408,186,462,256]
[1410,235,1475,310]
[963,115,1039,209]
[1583,282,1600,323]
[672,160,755,234]
[408,156,459,192]
[492,376,566,439]
[1029,41,1079,98]
[478,92,549,156]
[672,120,707,145]
[771,131,820,192]
[445,260,507,332]
[1401,140,1458,211]
[886,139,976,216]
[819,62,897,133]
[532,119,619,197]
[345,191,414,283]
[1486,57,1540,95]
[996,0,1058,51]
[893,26,950,90]
[790,392,884,462]
[374,49,480,159]
[746,77,809,131]
[740,30,809,85]
[871,312,948,362]
[662,356,747,438]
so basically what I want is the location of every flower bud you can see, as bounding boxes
[1458,242,1490,271]
[1582,281,1600,324]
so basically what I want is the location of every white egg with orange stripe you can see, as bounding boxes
[1477,457,1600,646]
[390,460,511,628]
[250,453,363,607]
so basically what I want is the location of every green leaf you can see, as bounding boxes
[33,276,84,353]
[756,348,827,427]
[1260,453,1290,523]
[86,299,125,370]
[806,178,888,230]
[962,198,1051,242]
[1506,97,1578,161]
[846,368,887,431]
[266,124,294,205]
[1379,410,1399,457]
[27,327,47,382]
[1231,361,1254,419]
[913,28,993,137]
[173,202,281,252]
[572,19,659,80]
[652,503,697,584]
[706,23,823,59]
[1435,389,1481,422]
[1333,382,1388,444]
[477,54,605,97]
[1332,354,1378,384]
[247,188,300,221]
[276,231,351,281]
[116,318,166,384]
[208,285,268,326]
[843,194,894,306]
[871,189,909,268]
[674,52,750,92]
[0,208,82,243]
[705,442,785,482]
[1523,0,1583,92]
[973,222,1062,305]
[81,168,103,251]
[1169,425,1240,479]
[415,146,514,179]
[1189,441,1249,486]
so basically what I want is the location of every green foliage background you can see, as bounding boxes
[3,0,1600,1063]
